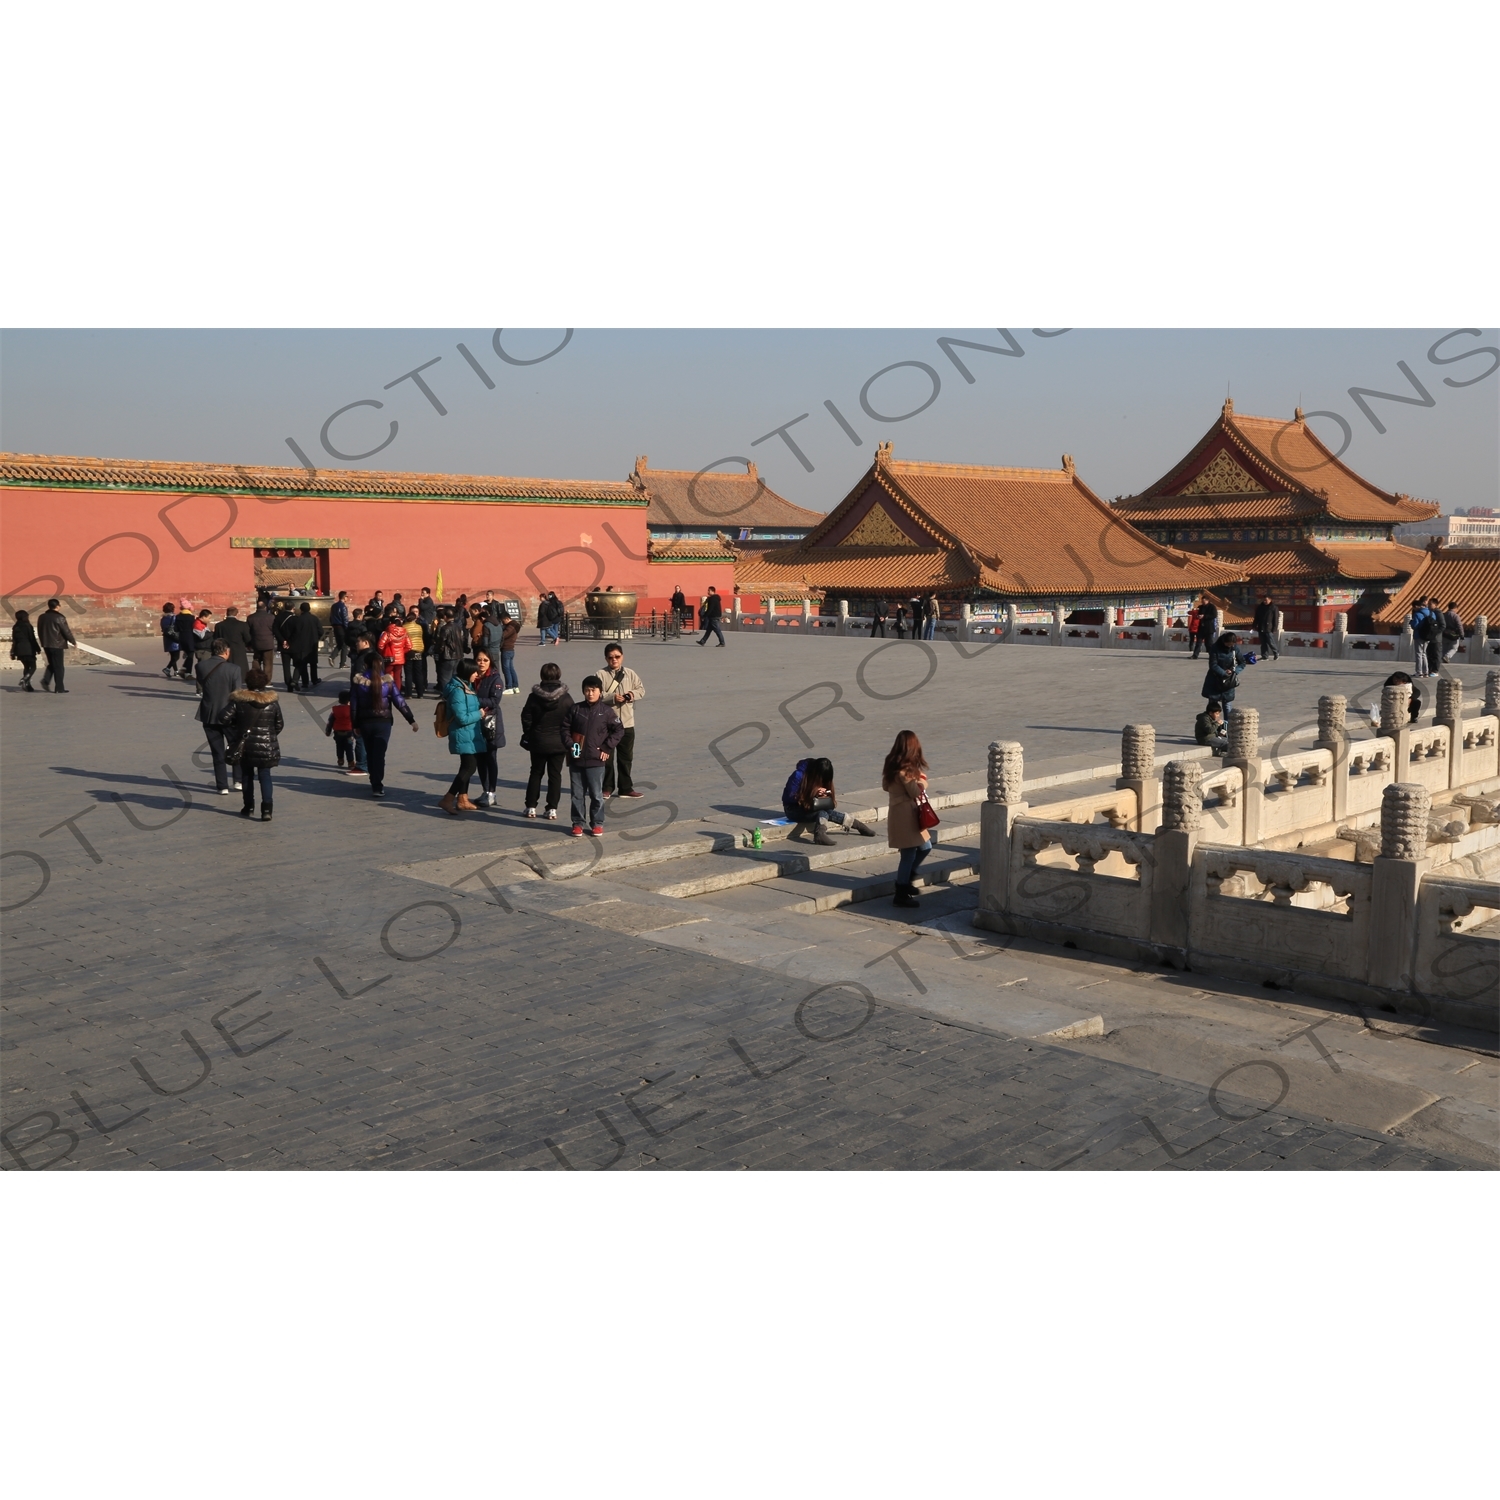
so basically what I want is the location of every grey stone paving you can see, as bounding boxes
[1,636,1485,1170]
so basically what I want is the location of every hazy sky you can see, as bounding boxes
[2,329,1495,513]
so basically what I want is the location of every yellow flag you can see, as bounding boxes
[435,569,444,602]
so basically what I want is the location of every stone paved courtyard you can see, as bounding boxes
[3,632,1495,1170]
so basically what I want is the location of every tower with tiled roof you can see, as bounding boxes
[738,442,1245,616]
[1114,400,1439,631]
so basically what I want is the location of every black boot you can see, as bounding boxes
[892,882,920,909]
[261,804,273,822]
[240,804,255,818]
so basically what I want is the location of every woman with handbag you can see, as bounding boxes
[227,668,284,822]
[472,649,507,807]
[882,729,937,908]
[440,659,486,815]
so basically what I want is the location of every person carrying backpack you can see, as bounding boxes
[782,757,875,845]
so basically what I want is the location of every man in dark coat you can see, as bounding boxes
[214,605,254,674]
[175,603,198,679]
[696,586,725,647]
[328,591,351,668]
[36,599,77,693]
[247,598,278,677]
[196,641,245,792]
[1251,593,1281,661]
[1191,594,1219,659]
[272,601,297,690]
[284,601,322,691]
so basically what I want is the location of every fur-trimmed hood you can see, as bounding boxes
[529,682,568,700]
[230,688,278,704]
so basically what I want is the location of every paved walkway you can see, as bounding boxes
[2,635,1492,1170]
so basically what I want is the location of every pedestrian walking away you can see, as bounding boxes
[10,609,40,691]
[174,601,197,679]
[599,642,645,797]
[1191,593,1219,659]
[378,615,411,695]
[871,598,887,638]
[214,604,253,675]
[196,640,245,793]
[782,757,875,845]
[329,591,351,668]
[247,596,279,677]
[1201,631,1256,721]
[439,660,487,814]
[36,598,77,692]
[402,610,428,697]
[471,649,506,806]
[326,690,359,771]
[1252,593,1281,661]
[159,601,182,678]
[519,660,573,818]
[227,668,284,821]
[566,674,624,835]
[351,650,418,796]
[1421,595,1445,675]
[697,586,726,647]
[923,593,940,641]
[286,602,322,690]
[272,599,296,689]
[883,730,934,908]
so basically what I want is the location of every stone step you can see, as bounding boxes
[689,846,982,916]
[608,822,981,898]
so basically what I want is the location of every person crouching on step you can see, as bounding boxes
[782,757,875,845]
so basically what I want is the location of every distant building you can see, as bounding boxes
[1374,542,1499,633]
[1395,514,1500,547]
[629,456,822,545]
[1114,400,1438,632]
[737,442,1244,617]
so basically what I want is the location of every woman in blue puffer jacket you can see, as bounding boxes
[441,660,486,814]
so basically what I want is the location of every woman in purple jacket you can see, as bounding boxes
[351,651,418,797]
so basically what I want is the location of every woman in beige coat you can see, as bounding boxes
[883,729,932,908]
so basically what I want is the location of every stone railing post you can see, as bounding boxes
[1226,706,1262,844]
[960,602,973,643]
[1317,694,1350,821]
[731,596,743,632]
[1275,606,1287,657]
[1153,606,1168,651]
[1003,602,1018,641]
[1117,722,1160,831]
[979,740,1027,922]
[1469,616,1489,666]
[1398,622,1414,663]
[1486,669,1500,719]
[1151,759,1201,953]
[1368,782,1432,993]
[1050,603,1065,646]
[800,599,813,630]
[1330,611,1348,660]
[763,597,776,633]
[1100,605,1116,648]
[837,599,849,638]
[1436,677,1464,788]
[1381,680,1413,777]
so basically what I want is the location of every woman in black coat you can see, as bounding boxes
[9,610,40,690]
[228,667,284,821]
[518,660,574,818]
[472,648,508,808]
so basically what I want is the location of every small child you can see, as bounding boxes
[326,690,357,770]
[1194,703,1228,754]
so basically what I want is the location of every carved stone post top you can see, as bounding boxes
[1380,781,1431,860]
[988,740,1024,803]
[1436,676,1464,722]
[1226,706,1259,760]
[1121,722,1156,780]
[838,598,849,616]
[1380,681,1412,734]
[1317,694,1347,741]
[1161,759,1203,832]
[1487,668,1500,715]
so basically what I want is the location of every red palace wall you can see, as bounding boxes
[1,486,669,634]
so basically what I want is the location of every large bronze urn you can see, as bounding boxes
[583,587,637,629]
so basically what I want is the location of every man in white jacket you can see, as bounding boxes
[599,641,645,798]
